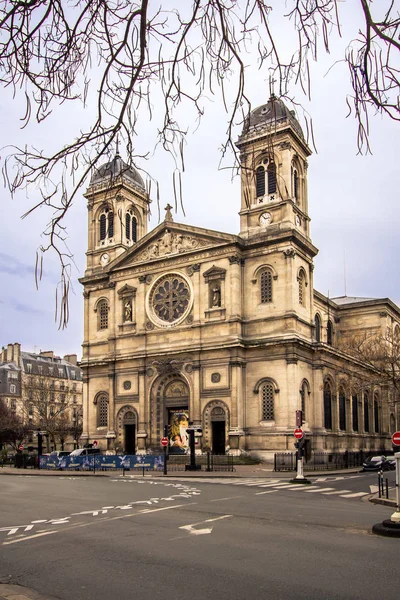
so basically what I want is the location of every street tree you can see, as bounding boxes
[23,375,77,452]
[1,1,399,326]
[0,399,29,452]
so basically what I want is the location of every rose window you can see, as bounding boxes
[148,273,192,326]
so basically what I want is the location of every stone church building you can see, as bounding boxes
[80,96,398,460]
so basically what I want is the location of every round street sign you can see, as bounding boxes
[18,444,24,451]
[92,440,98,447]
[161,437,169,447]
[294,428,304,440]
[392,431,400,446]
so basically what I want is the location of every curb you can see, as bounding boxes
[0,583,59,600]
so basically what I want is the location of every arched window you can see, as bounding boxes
[364,392,370,433]
[267,162,277,194]
[260,269,273,303]
[98,299,109,330]
[125,212,131,240]
[352,395,359,432]
[339,387,346,431]
[292,166,299,202]
[131,216,137,242]
[314,314,321,342]
[261,382,274,421]
[390,414,395,433]
[324,382,332,430]
[256,166,265,197]
[99,208,114,242]
[327,320,333,345]
[298,269,306,306]
[374,395,379,433]
[96,393,108,427]
[300,380,309,422]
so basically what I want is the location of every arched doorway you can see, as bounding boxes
[152,375,190,453]
[116,406,137,454]
[211,406,226,454]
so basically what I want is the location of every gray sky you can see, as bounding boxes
[1,1,399,359]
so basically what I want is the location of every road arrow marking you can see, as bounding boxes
[179,514,233,536]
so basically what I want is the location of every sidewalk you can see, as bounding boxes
[0,464,363,478]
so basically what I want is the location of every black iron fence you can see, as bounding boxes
[274,450,379,472]
[167,453,235,472]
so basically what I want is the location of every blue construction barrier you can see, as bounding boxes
[39,454,164,471]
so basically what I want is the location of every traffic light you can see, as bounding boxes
[296,410,303,427]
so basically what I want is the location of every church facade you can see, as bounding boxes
[79,96,398,460]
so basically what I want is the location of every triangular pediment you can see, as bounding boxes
[117,284,137,297]
[110,221,238,271]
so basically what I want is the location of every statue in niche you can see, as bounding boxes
[124,299,132,322]
[212,285,221,307]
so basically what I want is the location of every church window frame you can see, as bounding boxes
[323,381,332,430]
[125,208,138,243]
[327,320,333,345]
[339,386,346,431]
[256,166,265,197]
[255,157,277,199]
[96,298,109,331]
[374,393,380,433]
[261,382,275,421]
[260,268,273,303]
[314,313,321,342]
[98,207,114,244]
[364,392,370,433]
[300,379,310,422]
[297,268,307,306]
[94,392,109,428]
[352,394,359,432]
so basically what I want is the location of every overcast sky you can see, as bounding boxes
[1,1,399,360]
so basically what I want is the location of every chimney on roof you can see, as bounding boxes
[7,344,13,362]
[39,351,54,359]
[13,343,21,366]
[63,354,77,366]
[1,347,6,362]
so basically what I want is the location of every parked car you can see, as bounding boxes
[361,455,395,472]
[69,447,102,457]
[49,451,71,458]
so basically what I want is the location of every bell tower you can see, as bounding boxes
[236,95,312,241]
[84,151,151,274]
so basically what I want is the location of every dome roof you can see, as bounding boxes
[90,153,145,189]
[242,96,304,140]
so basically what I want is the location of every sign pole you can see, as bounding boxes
[391,452,400,522]
[290,428,311,485]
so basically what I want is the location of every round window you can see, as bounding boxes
[147,273,192,327]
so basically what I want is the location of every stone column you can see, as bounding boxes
[228,360,245,454]
[106,368,116,451]
[81,372,89,444]
[190,364,201,425]
[228,256,243,320]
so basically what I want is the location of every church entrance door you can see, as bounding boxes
[124,424,136,454]
[212,421,225,455]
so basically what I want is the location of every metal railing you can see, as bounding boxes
[274,450,372,472]
[167,453,235,472]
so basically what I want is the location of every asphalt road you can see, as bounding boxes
[0,474,398,600]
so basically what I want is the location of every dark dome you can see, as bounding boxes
[242,96,304,140]
[90,154,145,189]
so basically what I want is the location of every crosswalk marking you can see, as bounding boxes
[322,490,351,495]
[304,487,335,493]
[255,490,279,495]
[339,492,368,498]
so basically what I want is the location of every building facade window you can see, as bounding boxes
[300,380,309,422]
[314,314,321,342]
[255,160,277,199]
[97,394,108,427]
[374,396,379,433]
[364,393,370,433]
[339,387,346,431]
[9,384,16,394]
[327,320,333,345]
[260,269,273,303]
[261,382,274,421]
[352,395,359,432]
[98,300,109,330]
[10,400,16,412]
[99,208,114,241]
[298,269,306,306]
[324,382,332,430]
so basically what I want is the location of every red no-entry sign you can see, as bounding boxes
[161,437,169,447]
[294,428,304,440]
[18,444,24,451]
[392,431,400,446]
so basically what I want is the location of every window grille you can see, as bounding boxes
[293,168,298,201]
[298,271,305,305]
[132,216,137,242]
[300,382,307,421]
[126,213,131,240]
[352,395,358,432]
[261,383,274,420]
[339,389,346,431]
[108,211,114,238]
[27,363,32,373]
[9,384,16,394]
[100,214,107,240]
[324,383,332,430]
[256,166,265,197]
[99,300,109,330]
[267,163,277,194]
[260,270,273,303]
[315,314,321,342]
[98,395,108,427]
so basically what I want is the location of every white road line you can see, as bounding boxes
[3,530,58,545]
[339,492,368,498]
[210,496,242,502]
[287,485,320,491]
[304,487,335,493]
[255,490,279,495]
[322,490,351,495]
